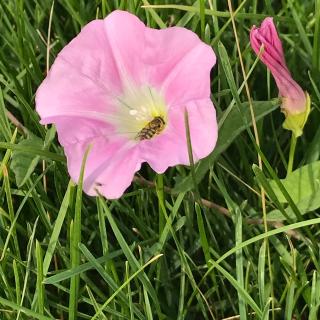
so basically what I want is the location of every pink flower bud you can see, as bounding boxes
[250,17,310,137]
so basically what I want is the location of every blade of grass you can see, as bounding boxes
[258,241,267,308]
[68,146,91,320]
[100,199,162,316]
[91,254,163,320]
[197,217,320,294]
[79,243,145,320]
[184,108,200,200]
[43,248,128,284]
[141,0,166,28]
[125,261,134,320]
[35,241,45,315]
[209,259,262,318]
[261,298,272,320]
[288,0,313,56]
[309,271,320,320]
[199,0,205,39]
[0,128,18,181]
[0,164,53,261]
[235,207,247,320]
[0,87,11,142]
[42,181,73,275]
[16,218,39,320]
[0,297,54,320]
[3,165,21,259]
[0,142,65,162]
[12,260,21,305]
[86,286,107,320]
[313,0,320,70]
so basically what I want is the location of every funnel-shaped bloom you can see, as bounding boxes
[36,10,218,199]
[250,17,310,137]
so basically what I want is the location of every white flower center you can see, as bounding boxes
[111,84,168,141]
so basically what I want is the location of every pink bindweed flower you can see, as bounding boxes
[250,17,310,137]
[36,10,218,199]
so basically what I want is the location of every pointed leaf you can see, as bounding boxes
[10,134,43,187]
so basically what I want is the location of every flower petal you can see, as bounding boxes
[54,117,114,147]
[139,99,217,173]
[36,61,115,123]
[89,146,141,199]
[103,10,146,85]
[55,117,140,199]
[144,27,216,106]
[36,11,147,124]
[252,17,287,68]
[36,19,122,123]
[57,19,122,92]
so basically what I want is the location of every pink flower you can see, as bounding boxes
[250,17,310,137]
[36,10,218,199]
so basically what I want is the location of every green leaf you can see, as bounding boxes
[267,188,320,221]
[267,161,320,220]
[10,134,43,187]
[0,141,66,162]
[269,161,320,203]
[173,99,279,193]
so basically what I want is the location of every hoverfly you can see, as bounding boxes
[136,116,165,140]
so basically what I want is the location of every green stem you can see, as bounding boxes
[156,174,165,234]
[184,109,201,202]
[155,173,165,293]
[287,133,297,176]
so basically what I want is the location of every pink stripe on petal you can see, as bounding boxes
[251,41,305,105]
[56,20,122,93]
[144,26,201,83]
[103,10,146,86]
[258,18,287,63]
[160,43,215,106]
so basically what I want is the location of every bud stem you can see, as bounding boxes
[287,133,297,176]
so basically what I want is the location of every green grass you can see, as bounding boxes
[1,0,320,319]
